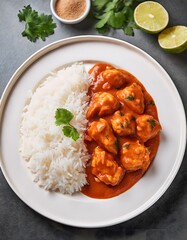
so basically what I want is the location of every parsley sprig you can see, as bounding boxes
[92,0,142,36]
[55,108,80,141]
[18,5,56,42]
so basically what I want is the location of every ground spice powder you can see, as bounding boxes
[55,0,86,20]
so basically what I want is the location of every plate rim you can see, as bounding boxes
[0,35,186,228]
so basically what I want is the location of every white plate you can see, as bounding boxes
[0,36,186,228]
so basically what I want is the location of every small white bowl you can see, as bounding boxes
[50,0,91,24]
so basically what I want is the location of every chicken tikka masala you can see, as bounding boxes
[82,63,161,199]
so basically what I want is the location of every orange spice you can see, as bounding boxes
[55,0,86,20]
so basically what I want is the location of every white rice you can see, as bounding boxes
[20,63,90,194]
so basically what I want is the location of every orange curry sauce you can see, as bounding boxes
[81,63,161,199]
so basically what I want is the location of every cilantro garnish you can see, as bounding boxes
[149,100,155,106]
[148,147,151,152]
[62,126,80,141]
[55,108,80,141]
[18,5,56,42]
[55,108,73,125]
[125,95,135,101]
[92,0,140,36]
[125,118,130,128]
[147,119,157,129]
[123,143,130,149]
[114,140,119,151]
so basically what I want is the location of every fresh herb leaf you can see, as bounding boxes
[108,11,125,28]
[105,1,117,12]
[120,122,124,128]
[125,118,130,128]
[63,126,80,141]
[92,0,109,11]
[124,0,134,7]
[95,11,112,29]
[71,127,80,141]
[119,111,124,116]
[147,119,157,129]
[55,108,80,141]
[62,125,72,136]
[122,4,137,36]
[18,5,38,22]
[125,95,135,101]
[148,147,151,152]
[18,5,56,42]
[124,143,130,149]
[97,25,110,34]
[150,100,155,106]
[114,140,119,151]
[123,24,134,36]
[55,108,74,125]
[92,0,141,36]
[115,86,121,90]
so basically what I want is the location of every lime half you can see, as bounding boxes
[134,1,169,34]
[158,26,187,53]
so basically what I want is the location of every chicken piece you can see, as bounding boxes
[89,64,114,92]
[111,111,136,136]
[87,118,118,154]
[89,63,114,77]
[120,141,150,171]
[117,83,145,114]
[95,69,127,91]
[136,114,161,142]
[86,92,120,119]
[91,146,125,186]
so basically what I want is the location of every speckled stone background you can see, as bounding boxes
[0,1,187,239]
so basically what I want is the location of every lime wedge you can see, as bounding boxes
[158,26,187,53]
[134,1,169,34]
